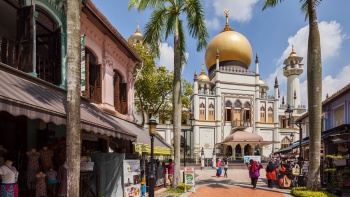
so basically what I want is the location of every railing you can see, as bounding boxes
[0,35,17,68]
[231,120,252,127]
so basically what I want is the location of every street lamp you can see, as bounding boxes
[147,116,158,197]
[284,104,305,186]
[182,113,195,183]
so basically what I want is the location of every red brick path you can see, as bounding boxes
[189,186,285,197]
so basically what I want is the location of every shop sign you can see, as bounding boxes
[123,160,141,197]
[184,167,195,186]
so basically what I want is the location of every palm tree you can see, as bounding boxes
[263,0,322,190]
[128,0,209,188]
[66,0,82,195]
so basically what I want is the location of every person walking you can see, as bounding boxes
[216,158,222,177]
[247,159,263,189]
[266,161,277,188]
[166,159,174,186]
[223,159,229,178]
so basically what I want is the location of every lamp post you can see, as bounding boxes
[285,104,305,186]
[290,132,294,145]
[147,116,158,197]
[182,113,195,183]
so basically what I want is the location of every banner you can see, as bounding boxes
[243,156,261,164]
[81,35,86,91]
[184,167,195,186]
[123,160,141,197]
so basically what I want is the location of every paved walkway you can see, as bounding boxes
[176,166,293,197]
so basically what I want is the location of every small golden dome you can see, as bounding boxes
[290,45,298,56]
[128,23,143,44]
[205,9,252,71]
[198,69,210,81]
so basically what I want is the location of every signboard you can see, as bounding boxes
[184,167,195,186]
[81,35,86,91]
[243,156,261,164]
[123,160,141,197]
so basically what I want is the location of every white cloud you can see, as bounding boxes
[299,65,350,106]
[209,0,259,23]
[158,42,189,72]
[205,18,220,30]
[266,21,345,105]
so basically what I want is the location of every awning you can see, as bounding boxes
[0,63,136,141]
[274,124,350,153]
[107,115,173,155]
[218,130,279,146]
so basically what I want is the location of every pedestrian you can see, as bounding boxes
[247,159,263,189]
[223,159,229,178]
[216,158,222,177]
[266,161,277,189]
[166,159,174,186]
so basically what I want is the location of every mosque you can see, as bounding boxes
[130,10,307,162]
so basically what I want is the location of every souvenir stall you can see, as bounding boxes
[272,153,303,188]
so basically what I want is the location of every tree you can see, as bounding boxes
[263,0,322,190]
[66,0,82,196]
[129,0,208,188]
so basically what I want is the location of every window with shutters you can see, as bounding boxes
[233,100,241,123]
[113,70,128,114]
[199,103,205,120]
[243,102,251,123]
[260,106,265,123]
[225,101,232,121]
[334,105,344,127]
[268,107,273,123]
[208,103,215,121]
[82,48,102,103]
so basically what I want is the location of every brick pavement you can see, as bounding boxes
[176,166,293,197]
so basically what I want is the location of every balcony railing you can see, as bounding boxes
[231,119,252,127]
[0,36,17,68]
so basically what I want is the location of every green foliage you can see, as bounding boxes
[291,187,337,197]
[326,155,346,160]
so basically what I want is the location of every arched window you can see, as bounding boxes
[281,137,291,149]
[233,100,241,123]
[83,48,101,103]
[225,101,232,121]
[260,106,265,123]
[208,103,215,121]
[114,70,128,114]
[268,107,273,123]
[243,102,251,124]
[199,103,205,120]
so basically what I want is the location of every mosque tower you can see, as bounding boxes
[128,22,143,45]
[283,46,304,108]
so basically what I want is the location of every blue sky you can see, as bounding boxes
[92,0,350,106]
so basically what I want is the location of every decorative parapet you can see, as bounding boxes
[43,0,67,16]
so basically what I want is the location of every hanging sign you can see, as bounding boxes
[81,35,86,91]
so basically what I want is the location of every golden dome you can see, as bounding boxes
[205,9,252,71]
[289,45,298,56]
[258,77,265,85]
[198,69,210,81]
[128,23,143,44]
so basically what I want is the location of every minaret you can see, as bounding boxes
[283,45,304,108]
[255,54,260,129]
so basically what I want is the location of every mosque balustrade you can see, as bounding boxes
[198,89,215,95]
[280,104,306,109]
[231,119,252,127]
[260,94,275,100]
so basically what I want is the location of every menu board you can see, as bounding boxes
[123,160,141,197]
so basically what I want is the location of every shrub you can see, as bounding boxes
[291,187,338,197]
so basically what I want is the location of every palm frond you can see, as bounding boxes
[128,0,170,11]
[178,19,187,67]
[299,0,323,21]
[143,6,168,57]
[262,0,285,11]
[164,9,176,40]
[183,0,209,51]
